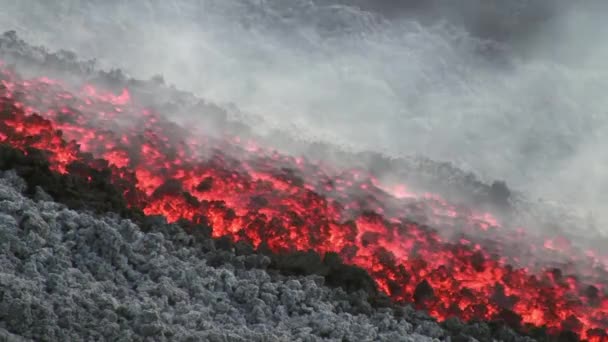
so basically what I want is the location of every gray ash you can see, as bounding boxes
[0,169,511,342]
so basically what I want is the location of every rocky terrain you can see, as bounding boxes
[0,27,596,342]
[0,167,537,341]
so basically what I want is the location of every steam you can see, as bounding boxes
[1,1,607,226]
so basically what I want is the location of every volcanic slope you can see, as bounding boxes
[1,31,607,341]
[0,169,535,342]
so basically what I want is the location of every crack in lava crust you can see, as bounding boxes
[1,63,608,341]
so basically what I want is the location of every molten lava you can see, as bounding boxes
[1,64,608,340]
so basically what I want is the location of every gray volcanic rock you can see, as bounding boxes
[0,170,467,342]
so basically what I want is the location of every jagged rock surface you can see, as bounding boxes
[0,170,461,342]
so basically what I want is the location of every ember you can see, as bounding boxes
[1,64,608,340]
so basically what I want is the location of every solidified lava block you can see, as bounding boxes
[270,250,328,276]
[413,280,435,305]
[266,249,379,297]
[323,252,378,295]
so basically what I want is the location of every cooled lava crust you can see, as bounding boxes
[1,31,608,341]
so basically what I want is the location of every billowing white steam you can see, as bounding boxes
[0,0,607,225]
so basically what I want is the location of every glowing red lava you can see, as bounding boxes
[1,64,607,340]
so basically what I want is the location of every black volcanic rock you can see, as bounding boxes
[413,280,435,305]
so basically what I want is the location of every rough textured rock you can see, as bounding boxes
[0,170,454,342]
[0,171,537,341]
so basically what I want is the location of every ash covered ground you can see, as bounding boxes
[0,166,533,341]
[0,168,429,342]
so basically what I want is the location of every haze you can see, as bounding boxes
[0,0,607,225]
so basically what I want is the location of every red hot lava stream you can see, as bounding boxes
[1,64,608,340]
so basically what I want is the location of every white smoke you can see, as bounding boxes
[0,0,607,226]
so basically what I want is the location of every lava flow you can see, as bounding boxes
[1,63,608,341]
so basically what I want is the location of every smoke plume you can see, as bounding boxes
[0,0,607,227]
